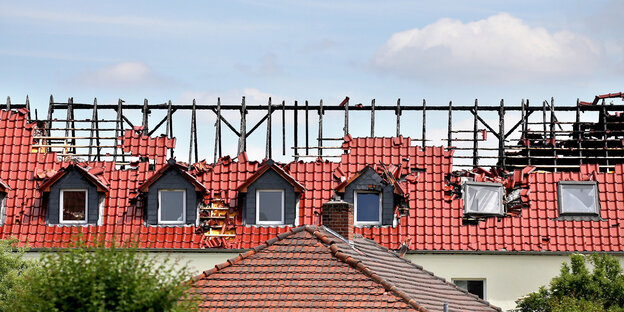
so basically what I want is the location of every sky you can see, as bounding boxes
[1,1,623,163]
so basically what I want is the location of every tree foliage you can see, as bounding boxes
[2,236,197,312]
[0,238,31,310]
[516,254,624,312]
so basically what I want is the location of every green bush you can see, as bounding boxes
[0,238,31,311]
[516,254,624,312]
[4,236,197,312]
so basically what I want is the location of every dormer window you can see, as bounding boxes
[60,189,88,223]
[139,159,206,226]
[0,179,11,226]
[158,189,186,224]
[463,182,504,216]
[558,181,600,216]
[39,165,108,225]
[256,190,284,225]
[354,191,382,225]
[335,166,399,227]
[238,160,305,226]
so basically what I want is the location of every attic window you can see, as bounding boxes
[354,191,382,225]
[158,190,186,224]
[453,279,486,300]
[60,189,88,223]
[256,190,284,225]
[463,182,504,216]
[558,181,600,215]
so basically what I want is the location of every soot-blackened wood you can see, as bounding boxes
[142,99,149,135]
[396,98,401,137]
[88,98,101,161]
[542,100,547,140]
[576,98,583,165]
[318,99,324,157]
[422,99,426,148]
[282,100,286,156]
[47,96,54,150]
[602,99,609,169]
[5,96,10,110]
[343,97,349,136]
[305,100,309,155]
[214,98,222,163]
[166,100,174,159]
[473,99,479,167]
[498,99,505,168]
[447,101,453,148]
[526,99,531,167]
[25,95,31,121]
[371,99,376,137]
[265,98,273,159]
[65,98,72,152]
[550,97,557,171]
[190,99,196,165]
[294,100,299,160]
[238,96,247,154]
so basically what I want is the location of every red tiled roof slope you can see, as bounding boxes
[0,110,623,253]
[190,225,500,312]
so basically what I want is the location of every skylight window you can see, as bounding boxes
[60,189,88,223]
[354,191,382,225]
[256,190,284,225]
[558,181,600,215]
[158,189,186,224]
[463,182,504,215]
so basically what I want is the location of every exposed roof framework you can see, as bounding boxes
[3,92,624,172]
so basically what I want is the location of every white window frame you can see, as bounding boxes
[354,190,382,226]
[59,189,88,224]
[462,181,505,216]
[158,189,186,225]
[557,181,600,215]
[256,189,285,225]
[452,278,487,300]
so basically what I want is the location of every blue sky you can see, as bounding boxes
[1,1,623,162]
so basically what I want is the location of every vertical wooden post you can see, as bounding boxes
[282,100,286,156]
[265,97,272,159]
[396,98,401,137]
[65,97,72,151]
[318,99,324,157]
[142,99,149,135]
[343,98,349,136]
[190,99,197,165]
[447,101,453,148]
[422,99,427,148]
[305,100,309,155]
[550,97,557,171]
[370,99,376,137]
[525,99,531,167]
[294,100,299,160]
[602,98,609,170]
[498,99,505,169]
[47,95,54,138]
[520,99,526,140]
[473,99,479,168]
[166,100,173,159]
[89,98,101,161]
[542,100,547,141]
[25,95,31,121]
[238,96,247,154]
[113,99,122,162]
[5,96,10,110]
[576,98,582,165]
[214,98,222,162]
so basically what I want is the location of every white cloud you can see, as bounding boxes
[236,53,283,77]
[74,62,170,88]
[372,13,602,83]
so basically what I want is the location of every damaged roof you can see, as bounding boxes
[0,108,623,252]
[189,225,500,312]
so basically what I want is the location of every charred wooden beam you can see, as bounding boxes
[371,99,376,137]
[238,96,247,154]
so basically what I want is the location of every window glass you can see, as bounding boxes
[559,183,598,214]
[356,192,380,223]
[62,190,86,221]
[258,191,283,223]
[464,183,503,215]
[160,190,185,222]
[454,280,485,299]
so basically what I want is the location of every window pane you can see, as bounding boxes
[161,191,185,222]
[63,191,86,221]
[465,184,502,214]
[258,191,282,222]
[455,280,484,299]
[560,184,597,214]
[357,193,380,222]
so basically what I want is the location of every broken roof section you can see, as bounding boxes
[189,225,500,312]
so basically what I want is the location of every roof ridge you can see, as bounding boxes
[191,226,306,282]
[305,226,427,312]
[370,238,502,312]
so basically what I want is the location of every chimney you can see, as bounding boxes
[321,200,354,242]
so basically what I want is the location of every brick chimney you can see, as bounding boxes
[321,200,354,242]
